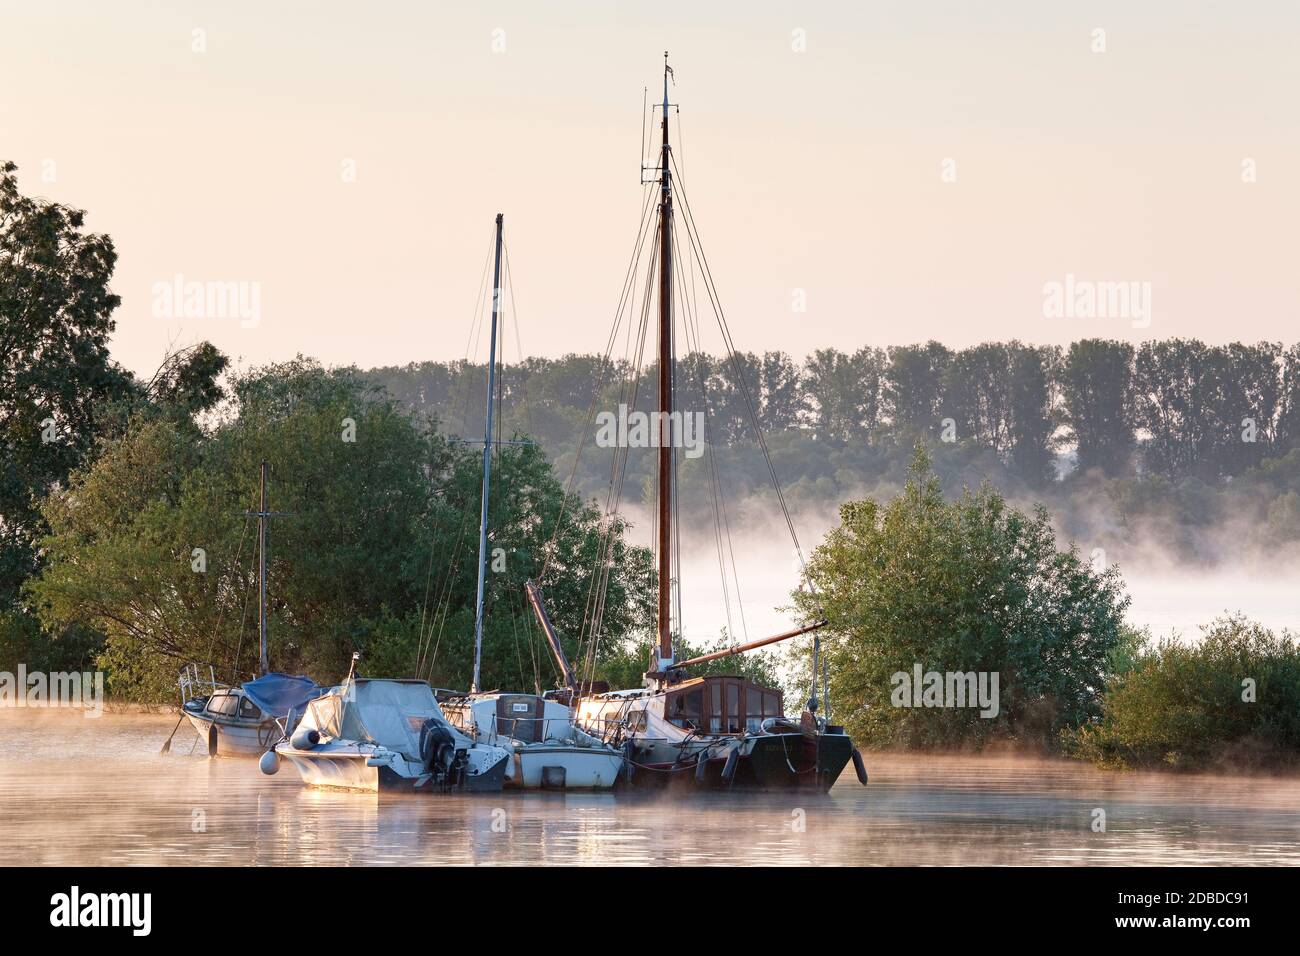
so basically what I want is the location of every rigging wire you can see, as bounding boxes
[538,181,658,584]
[669,147,812,584]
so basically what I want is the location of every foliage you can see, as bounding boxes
[791,447,1130,749]
[1064,616,1300,770]
[27,359,655,700]
[0,161,134,614]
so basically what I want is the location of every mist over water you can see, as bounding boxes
[651,498,1300,645]
[2,710,1296,866]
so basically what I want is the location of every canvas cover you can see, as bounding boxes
[241,673,322,719]
[298,679,449,761]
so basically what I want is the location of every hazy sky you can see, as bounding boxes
[3,0,1297,380]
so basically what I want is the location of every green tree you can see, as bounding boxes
[1065,616,1300,770]
[792,446,1129,749]
[28,359,655,701]
[759,350,802,432]
[0,161,133,618]
[1058,339,1134,476]
[1006,343,1057,487]
[884,341,952,436]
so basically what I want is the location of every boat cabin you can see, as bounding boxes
[663,676,783,734]
[185,687,264,723]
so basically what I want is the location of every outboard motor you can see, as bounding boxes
[419,718,458,782]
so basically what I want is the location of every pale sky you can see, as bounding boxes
[3,0,1297,380]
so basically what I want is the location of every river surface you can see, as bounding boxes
[2,710,1298,866]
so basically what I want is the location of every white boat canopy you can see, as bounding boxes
[298,679,453,762]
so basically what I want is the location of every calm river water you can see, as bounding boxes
[2,710,1298,866]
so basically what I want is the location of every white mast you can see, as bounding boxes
[471,213,505,694]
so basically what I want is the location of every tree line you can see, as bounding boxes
[370,338,1300,491]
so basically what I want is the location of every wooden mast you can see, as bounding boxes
[654,52,675,673]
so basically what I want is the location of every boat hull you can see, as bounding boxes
[183,713,273,757]
[278,747,510,793]
[629,732,854,792]
[512,746,624,790]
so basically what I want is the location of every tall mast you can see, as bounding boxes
[655,52,675,671]
[257,459,269,676]
[472,212,505,694]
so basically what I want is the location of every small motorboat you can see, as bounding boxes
[180,668,319,757]
[265,663,510,793]
[175,461,319,757]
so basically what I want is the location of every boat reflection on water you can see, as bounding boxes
[4,710,1300,865]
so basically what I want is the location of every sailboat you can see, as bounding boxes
[439,213,627,790]
[528,55,870,791]
[178,460,321,757]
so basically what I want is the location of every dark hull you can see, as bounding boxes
[631,732,855,793]
[377,754,510,794]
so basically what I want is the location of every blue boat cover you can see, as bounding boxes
[241,673,322,718]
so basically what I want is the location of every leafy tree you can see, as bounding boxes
[1065,616,1300,770]
[759,350,802,432]
[801,347,884,442]
[792,447,1129,749]
[1209,341,1281,476]
[1134,339,1219,479]
[28,359,655,700]
[0,161,134,617]
[943,342,1012,452]
[1006,343,1058,487]
[1058,339,1134,476]
[883,341,952,436]
[1276,344,1300,454]
[710,350,761,443]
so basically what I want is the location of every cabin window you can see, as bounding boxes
[624,710,648,733]
[763,692,781,717]
[745,688,761,732]
[238,697,263,720]
[725,683,741,733]
[708,682,722,733]
[207,693,238,717]
[669,689,702,730]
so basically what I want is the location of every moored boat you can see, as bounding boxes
[266,661,510,793]
[526,55,868,793]
[180,669,320,757]
[176,461,318,757]
[439,213,627,791]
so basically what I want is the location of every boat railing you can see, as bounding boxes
[478,714,577,746]
[572,714,633,747]
[177,664,227,708]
